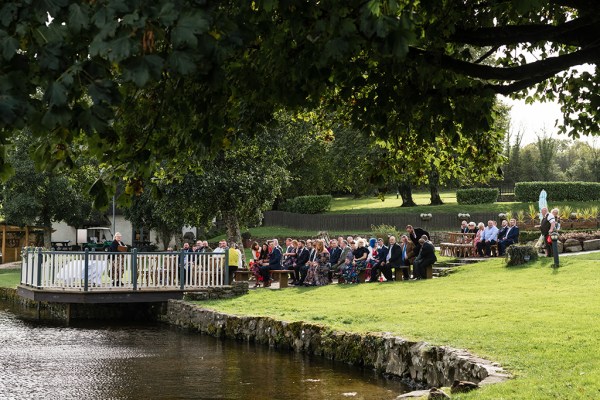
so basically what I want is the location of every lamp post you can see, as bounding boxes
[550,231,560,268]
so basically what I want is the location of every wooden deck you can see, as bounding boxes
[16,285,200,303]
[19,249,231,303]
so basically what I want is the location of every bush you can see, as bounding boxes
[514,182,600,202]
[280,195,332,214]
[370,224,402,245]
[456,188,499,205]
[506,245,539,266]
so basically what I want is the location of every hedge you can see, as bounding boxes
[456,188,499,205]
[506,245,539,266]
[279,195,332,214]
[514,182,600,202]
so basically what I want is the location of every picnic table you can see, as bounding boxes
[51,241,71,251]
[440,233,476,257]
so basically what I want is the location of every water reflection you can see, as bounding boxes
[0,307,408,399]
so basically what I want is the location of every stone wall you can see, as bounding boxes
[161,300,510,389]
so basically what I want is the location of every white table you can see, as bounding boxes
[56,259,108,286]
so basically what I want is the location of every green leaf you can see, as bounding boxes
[37,43,62,71]
[171,12,210,48]
[262,0,278,12]
[0,95,18,125]
[90,178,110,210]
[107,34,135,62]
[0,34,18,61]
[167,51,196,75]
[46,81,68,108]
[68,3,89,34]
[367,0,381,17]
[88,81,115,105]
[157,3,178,25]
[0,4,18,27]
[122,55,164,87]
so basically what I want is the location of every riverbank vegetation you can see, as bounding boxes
[201,254,600,399]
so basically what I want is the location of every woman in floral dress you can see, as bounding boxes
[304,239,330,286]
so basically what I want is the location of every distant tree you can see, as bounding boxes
[2,132,100,247]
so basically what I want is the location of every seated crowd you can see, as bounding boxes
[458,218,520,257]
[247,225,437,288]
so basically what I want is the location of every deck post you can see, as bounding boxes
[179,250,185,290]
[36,248,42,288]
[83,248,89,292]
[224,250,229,286]
[132,248,138,290]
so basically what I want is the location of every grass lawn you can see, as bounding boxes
[0,268,20,288]
[200,254,600,399]
[329,192,599,215]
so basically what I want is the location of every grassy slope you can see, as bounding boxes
[0,268,20,288]
[201,254,600,399]
[328,192,597,215]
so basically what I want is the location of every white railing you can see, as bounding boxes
[20,249,228,291]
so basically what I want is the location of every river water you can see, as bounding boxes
[0,306,409,399]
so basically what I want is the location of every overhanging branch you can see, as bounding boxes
[410,44,600,81]
[451,15,600,47]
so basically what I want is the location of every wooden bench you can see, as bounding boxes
[270,269,292,288]
[234,270,254,282]
[337,269,366,284]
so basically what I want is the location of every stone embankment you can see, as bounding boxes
[161,300,510,390]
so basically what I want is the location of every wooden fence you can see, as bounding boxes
[263,211,502,232]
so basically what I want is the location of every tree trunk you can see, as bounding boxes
[223,209,245,263]
[158,228,172,250]
[398,181,417,207]
[41,212,52,249]
[429,166,444,205]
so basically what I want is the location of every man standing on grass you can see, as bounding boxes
[406,225,429,255]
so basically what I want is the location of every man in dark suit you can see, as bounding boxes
[368,238,388,282]
[380,236,402,281]
[260,239,282,287]
[460,220,469,234]
[328,239,342,282]
[498,218,520,256]
[406,225,429,255]
[293,240,310,285]
[413,235,437,280]
[497,219,509,241]
[332,240,351,276]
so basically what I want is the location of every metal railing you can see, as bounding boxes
[21,248,229,291]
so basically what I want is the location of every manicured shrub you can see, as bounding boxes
[370,224,402,245]
[506,245,539,266]
[456,188,499,205]
[514,182,600,202]
[279,195,332,214]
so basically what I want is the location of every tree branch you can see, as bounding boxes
[450,15,600,47]
[410,44,600,81]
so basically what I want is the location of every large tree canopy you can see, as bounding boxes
[0,0,598,202]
